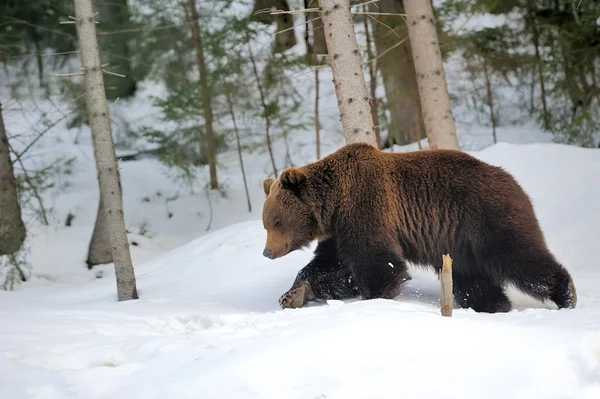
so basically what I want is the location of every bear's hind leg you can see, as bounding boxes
[500,252,577,310]
[453,271,512,313]
[279,238,359,309]
[549,268,577,309]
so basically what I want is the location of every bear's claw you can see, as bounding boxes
[279,281,311,309]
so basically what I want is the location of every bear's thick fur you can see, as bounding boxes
[261,143,577,313]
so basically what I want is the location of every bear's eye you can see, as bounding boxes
[274,219,281,227]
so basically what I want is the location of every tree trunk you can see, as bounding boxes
[370,0,424,147]
[86,192,112,268]
[306,0,328,56]
[248,45,278,177]
[404,0,460,150]
[319,0,377,147]
[482,58,497,144]
[0,102,26,256]
[315,64,321,159]
[363,10,381,149]
[92,0,137,100]
[526,0,549,129]
[188,0,218,190]
[74,0,138,301]
[225,92,252,213]
[251,0,296,53]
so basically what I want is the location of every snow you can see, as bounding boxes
[2,9,600,398]
[1,138,599,398]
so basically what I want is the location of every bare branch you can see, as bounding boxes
[52,72,84,77]
[102,69,126,78]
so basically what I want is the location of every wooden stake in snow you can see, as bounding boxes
[404,0,460,150]
[319,0,377,148]
[74,0,138,301]
[440,254,453,317]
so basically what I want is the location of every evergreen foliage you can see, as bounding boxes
[439,0,600,146]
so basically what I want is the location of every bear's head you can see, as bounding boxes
[261,168,319,260]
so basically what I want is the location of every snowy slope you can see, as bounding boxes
[1,142,599,399]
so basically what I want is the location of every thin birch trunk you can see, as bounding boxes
[319,0,377,147]
[482,58,497,144]
[248,45,278,177]
[188,0,218,190]
[526,0,549,129]
[74,0,138,301]
[404,0,460,150]
[225,92,252,213]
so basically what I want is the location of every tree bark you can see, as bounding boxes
[251,0,296,53]
[363,10,382,149]
[86,192,112,268]
[306,0,328,56]
[370,0,423,147]
[319,0,377,147]
[225,92,252,213]
[315,64,321,159]
[248,45,278,177]
[92,0,137,100]
[74,0,138,301]
[404,0,460,150]
[526,0,549,129]
[482,58,497,144]
[0,102,26,255]
[188,0,218,190]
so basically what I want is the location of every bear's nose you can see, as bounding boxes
[263,248,273,259]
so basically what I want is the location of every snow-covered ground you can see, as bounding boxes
[2,10,600,397]
[2,121,599,397]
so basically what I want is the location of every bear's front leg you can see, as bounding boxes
[279,238,359,309]
[279,280,314,309]
[338,239,411,300]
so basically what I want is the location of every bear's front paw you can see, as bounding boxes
[279,281,312,309]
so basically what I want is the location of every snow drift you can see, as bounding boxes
[1,142,599,398]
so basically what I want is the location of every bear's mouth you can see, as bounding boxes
[271,243,297,260]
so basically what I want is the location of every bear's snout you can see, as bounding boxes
[263,248,273,259]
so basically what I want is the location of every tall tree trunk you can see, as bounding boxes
[251,0,296,53]
[86,191,112,268]
[0,102,26,256]
[482,58,497,144]
[319,0,377,147]
[404,0,460,150]
[306,1,325,158]
[315,65,321,159]
[225,92,252,213]
[74,0,138,301]
[248,45,278,177]
[188,0,218,190]
[370,0,424,147]
[363,10,381,149]
[93,0,137,100]
[526,0,549,129]
[306,0,328,56]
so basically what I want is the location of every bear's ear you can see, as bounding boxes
[280,168,307,193]
[262,178,275,196]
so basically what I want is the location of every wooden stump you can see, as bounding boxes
[441,254,453,317]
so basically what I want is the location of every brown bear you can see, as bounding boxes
[261,142,577,313]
